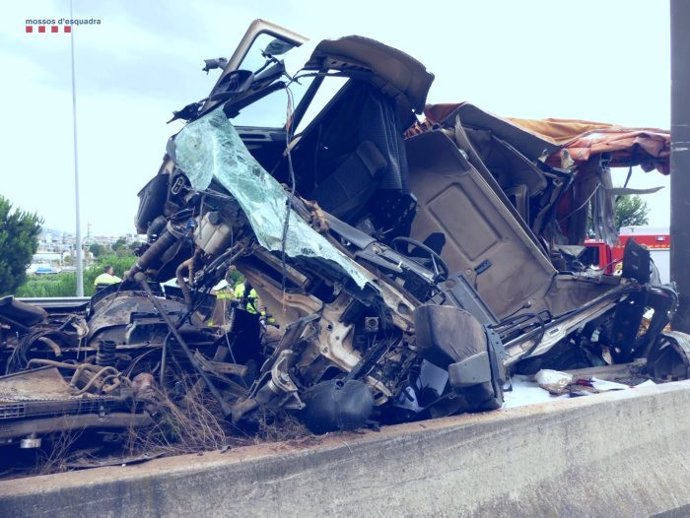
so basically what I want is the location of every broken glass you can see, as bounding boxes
[173,105,370,288]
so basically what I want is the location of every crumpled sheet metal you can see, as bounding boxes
[414,102,671,174]
[172,106,370,288]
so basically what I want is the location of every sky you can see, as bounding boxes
[0,0,672,237]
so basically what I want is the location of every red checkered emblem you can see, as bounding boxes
[26,25,72,33]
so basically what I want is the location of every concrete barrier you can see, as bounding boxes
[2,381,690,517]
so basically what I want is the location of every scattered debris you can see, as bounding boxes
[1,19,688,476]
[510,362,659,404]
[535,369,573,394]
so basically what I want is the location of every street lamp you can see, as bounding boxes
[69,0,83,296]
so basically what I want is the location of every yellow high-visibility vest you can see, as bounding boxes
[233,283,259,314]
[94,273,122,286]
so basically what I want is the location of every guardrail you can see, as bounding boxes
[17,297,91,309]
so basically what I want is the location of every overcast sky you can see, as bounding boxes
[0,0,671,236]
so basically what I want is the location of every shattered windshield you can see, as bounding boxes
[172,105,370,288]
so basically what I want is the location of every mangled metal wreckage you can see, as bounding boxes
[0,20,685,449]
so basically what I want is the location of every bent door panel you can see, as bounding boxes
[406,131,555,318]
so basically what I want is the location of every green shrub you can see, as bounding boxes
[16,254,137,297]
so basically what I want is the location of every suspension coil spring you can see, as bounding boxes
[96,340,117,367]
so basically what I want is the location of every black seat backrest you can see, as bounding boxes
[288,81,409,224]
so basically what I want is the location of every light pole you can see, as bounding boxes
[69,0,84,296]
[671,0,690,331]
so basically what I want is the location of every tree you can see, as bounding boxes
[0,196,42,295]
[615,195,650,232]
[89,242,107,258]
[112,237,130,257]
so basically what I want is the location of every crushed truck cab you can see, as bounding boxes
[0,20,684,451]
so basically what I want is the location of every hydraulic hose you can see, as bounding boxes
[176,257,195,308]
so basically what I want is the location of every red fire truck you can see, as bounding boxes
[583,226,671,283]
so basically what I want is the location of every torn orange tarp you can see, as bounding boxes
[418,103,671,174]
[509,118,671,174]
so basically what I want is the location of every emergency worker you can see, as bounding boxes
[233,281,259,314]
[94,265,122,287]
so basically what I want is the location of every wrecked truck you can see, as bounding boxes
[0,20,685,450]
